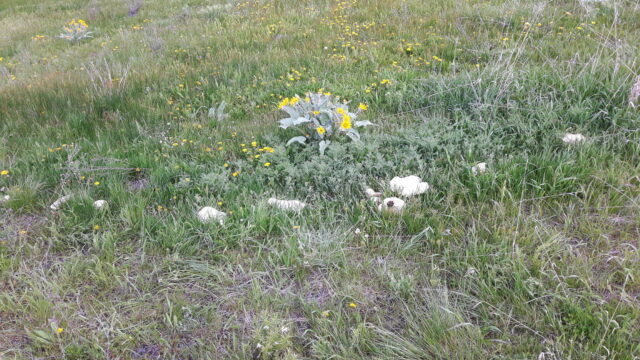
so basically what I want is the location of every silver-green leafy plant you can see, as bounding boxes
[278,92,373,155]
[58,19,93,42]
[207,101,229,122]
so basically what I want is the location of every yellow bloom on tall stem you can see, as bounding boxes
[337,108,352,130]
[341,114,352,129]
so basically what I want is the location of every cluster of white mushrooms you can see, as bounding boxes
[14,132,585,225]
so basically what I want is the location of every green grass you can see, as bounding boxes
[1,0,639,358]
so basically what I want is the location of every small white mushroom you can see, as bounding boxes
[365,188,382,197]
[389,176,430,197]
[50,195,72,211]
[471,162,488,175]
[93,200,108,210]
[562,133,586,144]
[197,206,226,224]
[377,197,406,214]
[1,195,9,202]
[365,187,382,203]
[267,198,306,212]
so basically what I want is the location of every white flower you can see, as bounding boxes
[471,162,488,175]
[93,200,108,209]
[389,176,430,197]
[378,197,405,214]
[281,326,289,333]
[1,195,9,201]
[267,198,306,212]
[50,195,72,211]
[197,206,226,224]
[562,133,586,144]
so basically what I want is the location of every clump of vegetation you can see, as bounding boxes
[278,92,373,154]
[58,19,92,42]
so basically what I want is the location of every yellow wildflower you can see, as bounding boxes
[349,302,357,308]
[316,126,326,135]
[57,327,64,334]
[0,170,9,176]
[340,114,351,130]
[264,162,271,167]
[278,98,290,109]
[94,181,100,186]
[358,103,368,111]
[93,225,101,230]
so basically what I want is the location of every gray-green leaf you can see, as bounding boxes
[286,136,307,146]
[344,129,361,142]
[319,140,331,155]
[354,120,374,127]
[279,117,311,129]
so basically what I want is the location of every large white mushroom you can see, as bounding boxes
[378,197,405,214]
[562,133,586,144]
[50,195,72,211]
[472,162,488,176]
[197,206,227,224]
[267,198,306,212]
[390,175,430,197]
[93,200,108,210]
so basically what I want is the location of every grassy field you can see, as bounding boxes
[1,0,640,358]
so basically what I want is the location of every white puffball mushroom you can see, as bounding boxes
[562,133,586,144]
[50,195,72,211]
[268,198,306,212]
[378,197,406,214]
[197,206,227,224]
[93,200,108,210]
[389,175,430,197]
[472,162,488,175]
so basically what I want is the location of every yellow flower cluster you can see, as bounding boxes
[69,19,88,28]
[337,107,351,130]
[364,79,391,94]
